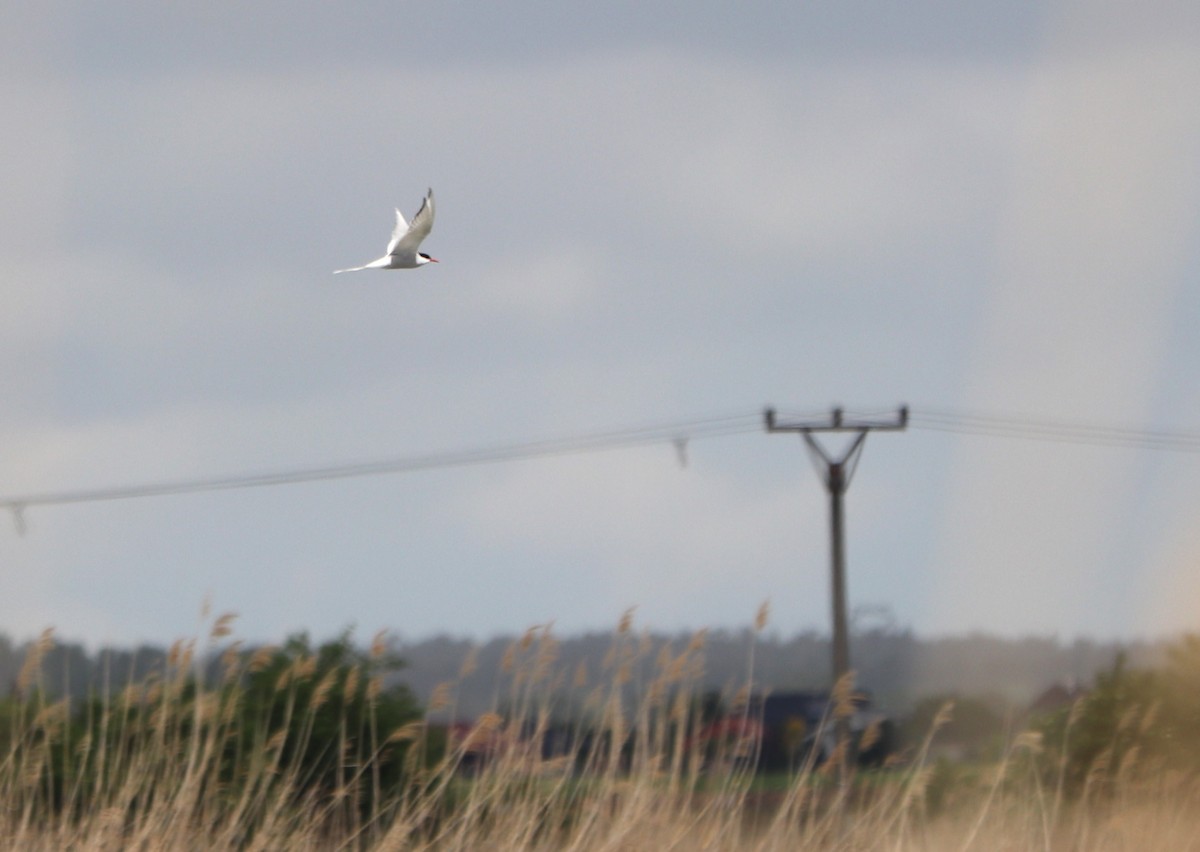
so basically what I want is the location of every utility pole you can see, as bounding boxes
[764,406,907,774]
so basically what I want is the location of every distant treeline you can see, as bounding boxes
[0,626,1166,719]
[392,627,1165,718]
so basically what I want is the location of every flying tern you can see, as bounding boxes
[334,188,438,273]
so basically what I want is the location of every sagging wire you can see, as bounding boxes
[0,411,762,522]
[1,406,1198,530]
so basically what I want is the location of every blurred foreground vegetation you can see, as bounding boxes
[0,612,1198,848]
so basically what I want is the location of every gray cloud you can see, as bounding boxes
[1,1,1198,646]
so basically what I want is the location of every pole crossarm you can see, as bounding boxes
[764,406,908,434]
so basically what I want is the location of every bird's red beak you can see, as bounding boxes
[428,257,439,263]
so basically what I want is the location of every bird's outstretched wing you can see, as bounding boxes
[390,188,435,257]
[384,208,410,256]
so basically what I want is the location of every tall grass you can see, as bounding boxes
[1,609,1197,850]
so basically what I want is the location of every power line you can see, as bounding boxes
[0,407,1196,516]
[908,409,1200,452]
[0,412,764,512]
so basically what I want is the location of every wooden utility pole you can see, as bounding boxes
[764,406,907,774]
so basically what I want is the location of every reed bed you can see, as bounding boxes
[0,608,1196,850]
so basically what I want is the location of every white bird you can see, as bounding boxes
[334,188,438,273]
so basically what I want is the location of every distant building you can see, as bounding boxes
[695,690,895,773]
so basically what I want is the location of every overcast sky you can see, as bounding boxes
[2,1,1199,650]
